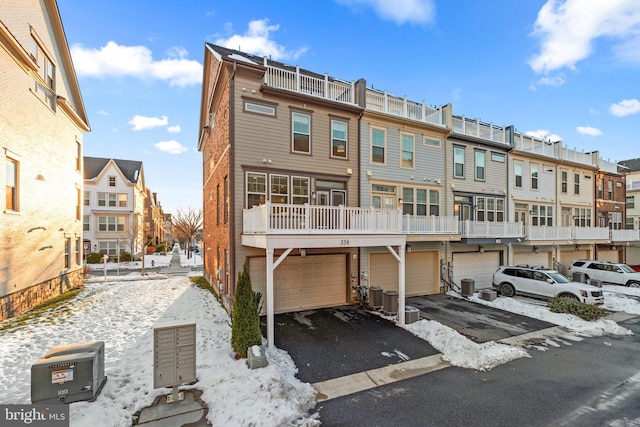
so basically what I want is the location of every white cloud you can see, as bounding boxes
[154,140,188,154]
[529,0,640,73]
[535,73,566,87]
[576,126,603,136]
[70,41,202,87]
[213,19,308,60]
[609,99,640,117]
[97,109,108,116]
[167,125,181,133]
[337,0,435,25]
[526,130,562,141]
[129,115,168,131]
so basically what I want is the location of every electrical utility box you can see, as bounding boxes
[31,341,107,404]
[154,322,196,390]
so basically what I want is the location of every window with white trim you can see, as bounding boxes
[98,241,126,256]
[531,204,553,226]
[30,36,56,110]
[270,174,289,203]
[98,216,125,231]
[5,156,19,211]
[627,195,635,209]
[475,150,485,181]
[83,215,90,231]
[608,181,613,200]
[514,162,523,188]
[84,191,90,206]
[491,152,505,163]
[597,179,604,199]
[453,146,465,178]
[371,128,385,164]
[292,112,310,153]
[401,134,414,168]
[64,238,71,268]
[98,193,127,207]
[608,212,622,230]
[331,120,347,158]
[247,172,266,208]
[109,176,116,187]
[573,208,591,227]
[561,171,568,193]
[292,177,309,204]
[574,173,580,195]
[244,101,275,116]
[476,196,505,222]
[531,164,538,190]
[429,190,439,216]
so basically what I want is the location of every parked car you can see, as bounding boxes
[492,265,604,305]
[568,260,640,287]
[190,245,200,253]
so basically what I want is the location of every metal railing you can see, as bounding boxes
[402,215,458,234]
[264,64,355,104]
[365,89,443,125]
[526,225,572,240]
[611,229,640,242]
[459,221,524,238]
[574,226,610,240]
[452,116,508,144]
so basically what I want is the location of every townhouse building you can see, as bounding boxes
[163,213,174,246]
[619,158,640,264]
[198,44,636,347]
[0,0,90,320]
[144,188,164,246]
[83,157,147,258]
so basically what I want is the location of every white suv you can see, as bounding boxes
[568,260,640,288]
[492,265,604,305]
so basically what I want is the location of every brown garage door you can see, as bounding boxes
[369,251,439,296]
[249,254,347,314]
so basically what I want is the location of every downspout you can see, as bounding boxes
[229,61,237,295]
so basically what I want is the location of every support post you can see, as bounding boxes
[266,248,274,348]
[398,244,405,326]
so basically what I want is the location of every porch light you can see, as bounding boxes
[406,244,412,254]
[533,246,539,254]
[479,246,484,253]
[398,198,403,205]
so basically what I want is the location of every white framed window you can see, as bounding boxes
[109,176,116,187]
[531,164,539,190]
[292,176,309,204]
[401,134,414,168]
[597,179,604,199]
[531,205,553,226]
[561,171,568,193]
[247,172,266,208]
[514,162,523,188]
[98,216,125,231]
[270,174,289,203]
[609,212,622,230]
[429,190,440,216]
[244,101,276,116]
[5,156,19,212]
[118,194,127,207]
[476,197,505,222]
[371,127,386,164]
[98,241,126,256]
[573,208,591,227]
[84,191,90,206]
[453,146,465,178]
[608,181,613,200]
[292,112,311,154]
[424,137,440,148]
[475,150,486,181]
[76,142,82,171]
[30,36,56,110]
[331,120,348,158]
[491,152,505,163]
[83,215,90,231]
[64,238,71,268]
[574,173,580,195]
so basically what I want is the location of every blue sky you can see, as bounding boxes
[56,0,640,213]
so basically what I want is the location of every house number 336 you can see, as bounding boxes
[340,240,350,245]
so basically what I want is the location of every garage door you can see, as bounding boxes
[369,251,439,296]
[562,250,588,265]
[249,254,347,314]
[513,251,550,268]
[627,246,640,265]
[597,250,619,263]
[452,252,500,290]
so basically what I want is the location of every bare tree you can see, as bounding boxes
[172,207,203,256]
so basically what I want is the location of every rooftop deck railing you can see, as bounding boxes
[512,133,558,157]
[365,89,444,126]
[561,147,595,166]
[452,116,508,144]
[264,64,355,104]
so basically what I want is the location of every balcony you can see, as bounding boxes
[574,226,610,241]
[526,225,572,240]
[611,229,640,242]
[452,116,509,144]
[512,133,557,157]
[243,203,402,235]
[264,64,355,104]
[402,215,459,234]
[459,221,524,239]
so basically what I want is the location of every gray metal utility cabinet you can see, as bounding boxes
[31,341,107,404]
[154,321,196,402]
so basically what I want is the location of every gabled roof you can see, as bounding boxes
[619,158,640,172]
[84,156,143,184]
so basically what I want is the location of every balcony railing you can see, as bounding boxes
[459,221,524,238]
[561,147,595,167]
[526,225,572,240]
[243,203,402,234]
[611,229,640,242]
[512,133,557,157]
[365,89,443,126]
[452,116,508,144]
[264,64,355,104]
[403,215,459,234]
[574,226,610,240]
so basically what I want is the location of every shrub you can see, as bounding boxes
[548,297,608,321]
[117,252,132,262]
[86,252,102,264]
[231,263,262,358]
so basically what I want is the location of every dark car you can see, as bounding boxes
[190,245,200,253]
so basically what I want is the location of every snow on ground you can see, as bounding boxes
[86,250,202,271]
[1,271,639,425]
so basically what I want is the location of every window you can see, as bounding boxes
[5,157,18,211]
[626,217,635,230]
[76,188,81,220]
[292,112,310,153]
[514,162,522,188]
[247,172,266,208]
[475,150,486,181]
[417,189,427,216]
[224,175,229,223]
[216,184,221,225]
[402,188,414,215]
[561,171,568,193]
[608,181,613,200]
[574,173,580,194]
[109,176,116,187]
[30,37,56,110]
[244,101,276,116]
[597,179,604,199]
[476,197,505,222]
[609,212,622,230]
[401,187,431,216]
[84,191,90,206]
[401,134,414,168]
[531,164,538,190]
[453,146,465,178]
[573,208,591,227]
[331,120,348,158]
[627,195,635,209]
[270,175,289,203]
[98,216,125,231]
[476,197,486,221]
[292,177,309,204]
[491,152,505,163]
[531,205,553,226]
[98,241,126,256]
[83,215,90,231]
[429,190,439,216]
[76,142,82,171]
[371,128,386,164]
[118,194,127,207]
[424,138,440,147]
[64,238,71,269]
[75,238,81,265]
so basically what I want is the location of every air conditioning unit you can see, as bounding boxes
[31,341,107,404]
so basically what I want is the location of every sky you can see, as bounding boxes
[55,0,640,214]
[2,254,640,425]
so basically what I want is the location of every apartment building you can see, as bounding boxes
[83,157,147,258]
[0,0,90,320]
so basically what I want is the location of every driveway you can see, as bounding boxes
[265,295,556,386]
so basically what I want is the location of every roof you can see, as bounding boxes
[619,158,640,172]
[84,156,143,183]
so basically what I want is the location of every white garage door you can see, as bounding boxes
[369,251,439,296]
[452,252,501,290]
[513,251,550,268]
[597,250,619,263]
[249,254,347,314]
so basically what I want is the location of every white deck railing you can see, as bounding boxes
[561,147,595,166]
[243,203,402,234]
[264,64,355,104]
[611,229,640,242]
[460,221,524,238]
[574,226,610,240]
[403,215,459,234]
[452,116,508,144]
[527,225,572,240]
[512,133,557,157]
[365,89,443,126]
